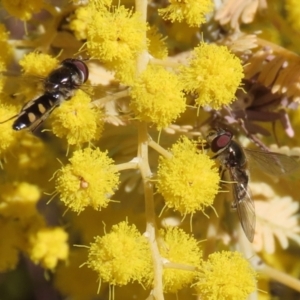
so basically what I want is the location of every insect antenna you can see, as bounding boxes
[0,113,19,124]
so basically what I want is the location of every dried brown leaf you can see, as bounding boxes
[215,0,267,31]
[242,39,300,103]
[218,32,258,54]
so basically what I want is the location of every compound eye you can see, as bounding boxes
[62,59,89,83]
[71,59,89,83]
[210,131,232,153]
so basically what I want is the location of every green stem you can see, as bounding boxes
[260,264,300,293]
[134,0,164,297]
[43,2,60,16]
[114,162,139,171]
[148,139,172,159]
[90,90,130,108]
[134,0,164,296]
[138,122,164,300]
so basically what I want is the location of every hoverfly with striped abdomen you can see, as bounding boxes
[206,128,299,242]
[0,58,89,132]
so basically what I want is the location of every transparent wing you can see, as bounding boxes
[2,73,45,97]
[234,187,256,242]
[27,106,58,132]
[27,114,49,132]
[244,148,299,176]
[229,168,256,242]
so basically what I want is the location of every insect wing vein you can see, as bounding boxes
[245,148,299,176]
[230,168,256,242]
[27,104,58,132]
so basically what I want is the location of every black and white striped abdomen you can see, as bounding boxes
[13,93,61,131]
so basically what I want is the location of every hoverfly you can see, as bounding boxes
[0,58,89,132]
[206,128,299,242]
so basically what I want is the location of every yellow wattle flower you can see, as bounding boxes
[87,221,153,286]
[19,52,59,77]
[26,227,69,270]
[195,251,257,300]
[51,90,104,145]
[158,0,213,27]
[156,136,220,215]
[55,148,120,213]
[86,5,147,62]
[180,42,244,109]
[159,227,202,293]
[130,64,186,129]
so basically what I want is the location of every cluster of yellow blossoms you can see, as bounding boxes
[0,0,270,299]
